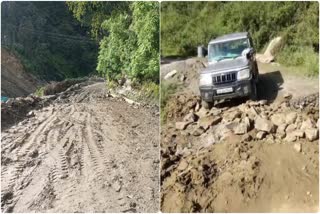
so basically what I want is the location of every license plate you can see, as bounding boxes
[217,87,233,94]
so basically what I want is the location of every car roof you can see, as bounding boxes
[209,32,249,44]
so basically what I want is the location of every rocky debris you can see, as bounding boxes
[271,113,286,127]
[242,133,253,142]
[293,143,302,153]
[305,128,318,141]
[175,122,191,130]
[256,131,266,140]
[183,112,198,123]
[164,70,177,80]
[254,117,275,133]
[198,115,222,131]
[285,112,297,124]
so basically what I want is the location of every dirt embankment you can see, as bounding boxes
[161,58,319,212]
[1,81,159,212]
[1,48,43,97]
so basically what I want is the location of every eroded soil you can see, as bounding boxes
[1,82,159,212]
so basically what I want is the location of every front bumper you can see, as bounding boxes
[199,79,253,102]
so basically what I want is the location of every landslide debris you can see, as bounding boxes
[161,92,319,212]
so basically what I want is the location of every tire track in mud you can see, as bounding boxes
[1,82,159,212]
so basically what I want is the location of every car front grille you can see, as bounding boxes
[212,72,237,84]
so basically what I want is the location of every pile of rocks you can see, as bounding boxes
[173,95,319,145]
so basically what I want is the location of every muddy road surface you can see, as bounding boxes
[161,58,319,212]
[1,81,159,212]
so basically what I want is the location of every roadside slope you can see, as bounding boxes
[1,48,43,97]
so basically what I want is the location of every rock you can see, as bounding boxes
[177,159,189,171]
[196,107,209,118]
[283,92,292,99]
[285,112,297,124]
[233,122,249,135]
[258,100,267,105]
[198,115,222,130]
[192,127,205,136]
[183,112,198,123]
[285,133,296,142]
[285,124,297,133]
[256,131,266,140]
[293,130,304,138]
[112,181,122,192]
[175,122,191,130]
[214,124,232,141]
[293,143,302,152]
[241,133,252,142]
[301,119,315,130]
[27,111,35,117]
[28,149,39,158]
[305,128,318,141]
[195,102,200,112]
[164,70,177,80]
[271,113,286,127]
[254,117,275,133]
[224,110,241,122]
[180,74,186,82]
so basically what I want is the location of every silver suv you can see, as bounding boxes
[199,32,259,108]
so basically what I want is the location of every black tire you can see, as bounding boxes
[249,81,258,101]
[201,100,213,109]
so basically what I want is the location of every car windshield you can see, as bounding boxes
[208,38,249,62]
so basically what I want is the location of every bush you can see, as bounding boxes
[160,82,177,123]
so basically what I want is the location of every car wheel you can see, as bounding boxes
[201,100,213,109]
[250,82,258,101]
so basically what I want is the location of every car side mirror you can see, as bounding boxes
[242,48,254,59]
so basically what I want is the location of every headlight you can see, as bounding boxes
[237,69,250,80]
[199,73,212,86]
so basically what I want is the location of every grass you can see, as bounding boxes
[277,46,319,77]
[35,86,45,97]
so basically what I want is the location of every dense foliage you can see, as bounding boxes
[161,2,319,75]
[67,2,159,83]
[1,2,98,81]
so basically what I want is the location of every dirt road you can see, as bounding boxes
[161,58,319,212]
[1,82,159,212]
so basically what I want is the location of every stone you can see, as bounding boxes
[183,112,198,123]
[176,122,191,130]
[177,159,189,171]
[164,70,177,80]
[293,130,304,138]
[256,131,266,140]
[198,115,222,130]
[192,127,205,136]
[285,112,297,124]
[224,110,241,122]
[301,119,315,130]
[254,117,275,133]
[27,111,35,117]
[285,124,297,133]
[195,102,200,112]
[285,133,296,142]
[233,122,249,135]
[112,181,122,192]
[283,92,292,99]
[259,100,268,105]
[180,74,186,82]
[271,113,286,127]
[293,143,302,152]
[196,107,209,118]
[305,128,318,141]
[242,133,252,142]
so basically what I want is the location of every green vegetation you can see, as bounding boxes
[1,2,98,81]
[35,87,45,97]
[161,2,319,75]
[67,2,159,84]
